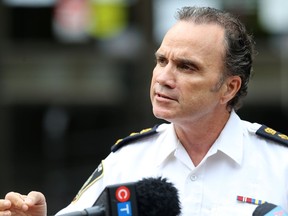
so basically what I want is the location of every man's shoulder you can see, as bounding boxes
[255,124,288,148]
[111,123,170,152]
[241,120,288,148]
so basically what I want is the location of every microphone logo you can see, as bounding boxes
[115,186,133,216]
[116,186,131,202]
[267,206,287,216]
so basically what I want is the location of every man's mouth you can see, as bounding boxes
[155,92,175,101]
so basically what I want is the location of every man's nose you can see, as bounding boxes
[155,64,176,89]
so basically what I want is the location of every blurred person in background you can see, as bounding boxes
[0,6,288,216]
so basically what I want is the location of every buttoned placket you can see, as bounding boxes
[182,166,205,216]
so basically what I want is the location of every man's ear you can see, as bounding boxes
[220,76,241,105]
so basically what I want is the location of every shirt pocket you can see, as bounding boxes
[210,203,257,216]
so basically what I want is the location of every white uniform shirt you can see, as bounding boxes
[57,111,288,216]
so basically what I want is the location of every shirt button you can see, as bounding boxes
[190,175,198,181]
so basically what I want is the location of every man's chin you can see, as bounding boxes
[152,109,173,122]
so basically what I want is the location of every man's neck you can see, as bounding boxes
[173,110,231,166]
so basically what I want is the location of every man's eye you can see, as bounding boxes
[156,58,167,66]
[179,64,194,71]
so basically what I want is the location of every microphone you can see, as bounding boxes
[252,202,288,216]
[58,177,181,216]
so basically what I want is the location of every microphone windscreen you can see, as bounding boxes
[135,177,181,216]
[252,203,277,216]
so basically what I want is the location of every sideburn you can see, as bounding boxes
[210,73,226,92]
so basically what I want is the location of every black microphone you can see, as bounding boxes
[58,177,181,216]
[252,202,288,216]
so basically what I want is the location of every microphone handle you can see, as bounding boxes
[85,206,105,216]
[57,206,105,216]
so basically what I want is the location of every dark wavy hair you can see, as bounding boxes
[176,6,255,110]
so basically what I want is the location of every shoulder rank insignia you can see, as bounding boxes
[111,125,159,152]
[72,161,104,203]
[256,125,288,147]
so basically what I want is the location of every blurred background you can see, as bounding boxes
[0,0,287,214]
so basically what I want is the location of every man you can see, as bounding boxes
[1,6,288,216]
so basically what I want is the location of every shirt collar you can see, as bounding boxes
[208,110,244,165]
[155,110,244,167]
[155,123,179,166]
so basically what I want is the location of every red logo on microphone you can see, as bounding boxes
[115,186,130,202]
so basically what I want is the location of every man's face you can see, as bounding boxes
[150,21,228,124]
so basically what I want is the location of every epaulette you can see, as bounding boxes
[111,125,159,152]
[256,125,288,147]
